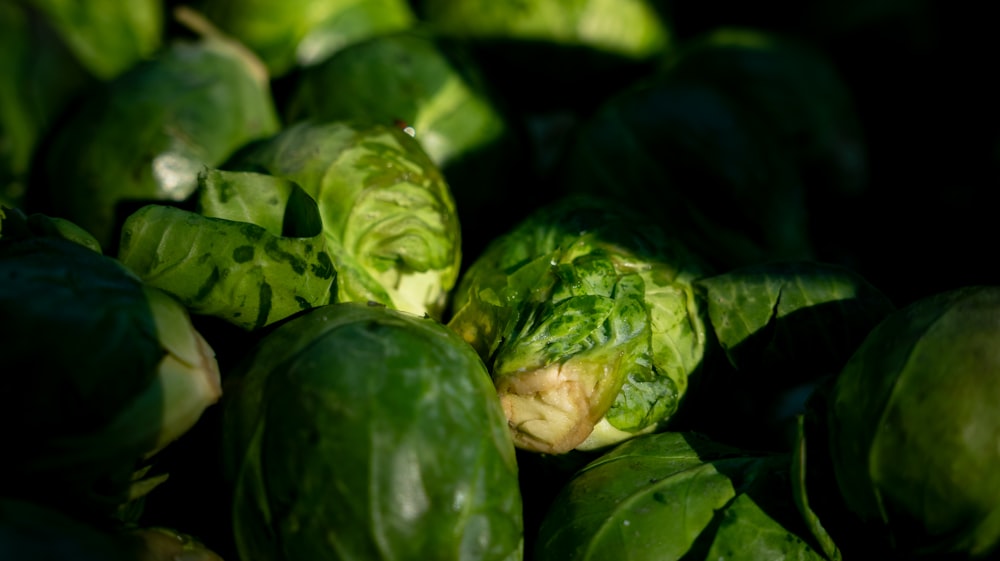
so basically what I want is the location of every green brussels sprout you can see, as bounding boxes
[448,195,710,454]
[559,73,811,271]
[118,169,337,331]
[22,0,163,79]
[193,0,415,77]
[224,120,462,320]
[0,217,222,520]
[284,29,527,258]
[534,431,833,561]
[223,302,523,561]
[0,1,93,209]
[31,33,280,250]
[827,285,1000,558]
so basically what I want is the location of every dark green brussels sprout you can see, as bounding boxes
[193,0,415,77]
[118,169,337,331]
[0,212,222,520]
[31,33,280,250]
[558,72,811,271]
[224,120,462,320]
[664,28,868,199]
[223,302,523,561]
[675,261,895,451]
[827,285,1000,558]
[534,431,834,561]
[284,29,526,258]
[448,195,710,454]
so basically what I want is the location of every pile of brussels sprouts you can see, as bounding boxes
[3,1,999,560]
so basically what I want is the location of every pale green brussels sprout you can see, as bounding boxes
[32,32,279,250]
[118,169,337,331]
[827,285,1000,559]
[193,0,415,76]
[223,302,523,561]
[448,195,710,454]
[0,209,222,521]
[224,120,462,320]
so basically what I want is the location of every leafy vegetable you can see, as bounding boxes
[827,285,1000,558]
[31,33,280,250]
[534,431,833,560]
[223,302,523,561]
[448,195,710,454]
[224,120,462,320]
[0,215,222,520]
[118,169,337,331]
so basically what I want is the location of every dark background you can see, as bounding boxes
[665,0,999,307]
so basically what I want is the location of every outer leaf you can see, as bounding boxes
[535,432,831,561]
[695,261,894,374]
[118,182,336,331]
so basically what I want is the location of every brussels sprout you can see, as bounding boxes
[534,431,833,561]
[0,1,93,209]
[193,0,415,76]
[559,72,811,271]
[0,220,222,520]
[23,0,163,79]
[284,29,526,257]
[31,33,280,250]
[118,169,337,331]
[224,120,462,320]
[827,285,1000,558]
[664,28,868,199]
[223,302,523,561]
[448,195,709,454]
